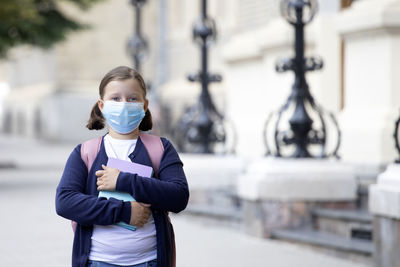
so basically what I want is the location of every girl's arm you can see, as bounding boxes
[55,145,131,226]
[116,138,189,213]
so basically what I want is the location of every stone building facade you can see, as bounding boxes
[0,0,398,174]
[3,0,395,168]
[0,0,376,163]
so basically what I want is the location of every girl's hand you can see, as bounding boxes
[96,164,120,191]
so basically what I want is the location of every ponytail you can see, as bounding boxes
[139,109,153,131]
[86,102,105,130]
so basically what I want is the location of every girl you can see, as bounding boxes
[56,66,189,267]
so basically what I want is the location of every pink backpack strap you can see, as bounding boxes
[80,136,103,172]
[72,136,103,233]
[139,132,164,176]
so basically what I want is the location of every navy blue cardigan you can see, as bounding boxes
[55,135,189,267]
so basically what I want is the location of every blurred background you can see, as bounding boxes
[1,0,400,266]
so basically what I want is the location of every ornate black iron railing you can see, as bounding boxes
[264,0,341,158]
[394,115,400,163]
[175,0,236,154]
[127,0,149,73]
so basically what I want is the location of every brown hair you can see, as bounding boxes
[86,66,153,131]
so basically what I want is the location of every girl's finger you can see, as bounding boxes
[139,202,151,208]
[102,164,108,170]
[95,170,104,177]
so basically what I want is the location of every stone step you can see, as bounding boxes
[357,182,374,210]
[182,203,242,229]
[184,203,242,221]
[270,228,373,255]
[351,224,373,241]
[312,208,372,223]
[312,208,373,240]
[0,161,16,169]
[189,186,240,207]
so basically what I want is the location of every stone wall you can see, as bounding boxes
[370,163,400,267]
[243,199,355,237]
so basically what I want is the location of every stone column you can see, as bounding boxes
[369,164,400,267]
[336,0,400,166]
[237,158,357,237]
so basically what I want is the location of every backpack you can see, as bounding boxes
[76,132,176,267]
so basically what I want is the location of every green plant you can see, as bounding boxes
[0,0,103,57]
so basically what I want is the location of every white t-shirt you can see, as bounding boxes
[88,134,157,265]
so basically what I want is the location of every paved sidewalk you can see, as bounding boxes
[0,134,75,169]
[0,134,371,266]
[173,214,370,267]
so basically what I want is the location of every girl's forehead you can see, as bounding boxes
[105,79,143,95]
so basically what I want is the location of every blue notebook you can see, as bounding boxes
[99,157,153,231]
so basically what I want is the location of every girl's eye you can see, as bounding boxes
[128,97,137,102]
[111,97,120,101]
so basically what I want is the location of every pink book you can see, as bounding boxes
[98,157,153,231]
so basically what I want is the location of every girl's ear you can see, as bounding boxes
[144,99,149,112]
[97,99,104,112]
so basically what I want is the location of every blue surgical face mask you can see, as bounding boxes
[101,100,146,134]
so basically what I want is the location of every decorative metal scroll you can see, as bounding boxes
[263,0,340,158]
[127,0,149,73]
[394,114,400,163]
[174,0,236,154]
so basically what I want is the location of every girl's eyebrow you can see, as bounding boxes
[108,92,120,96]
[107,92,139,97]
